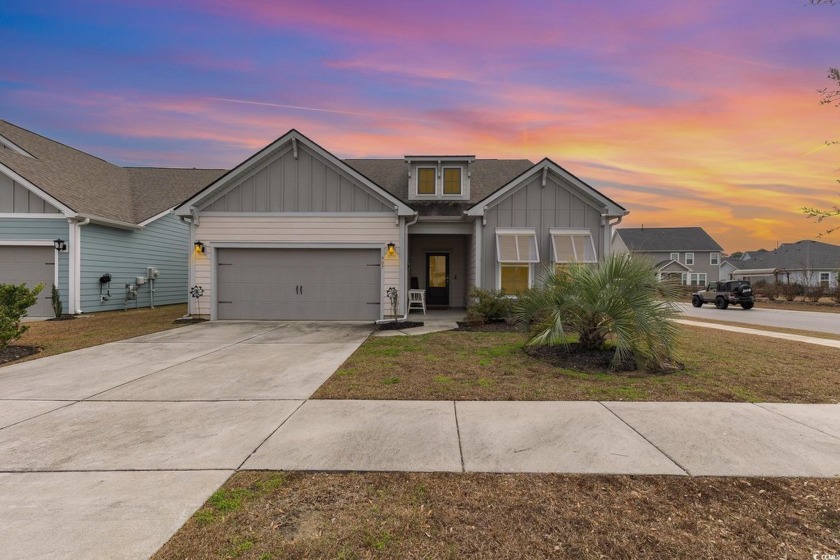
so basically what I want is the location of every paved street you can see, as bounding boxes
[676,302,840,335]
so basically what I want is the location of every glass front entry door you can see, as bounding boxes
[426,253,449,306]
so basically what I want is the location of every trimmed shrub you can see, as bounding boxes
[0,283,43,348]
[466,287,513,325]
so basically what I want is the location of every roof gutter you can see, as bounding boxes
[75,214,143,230]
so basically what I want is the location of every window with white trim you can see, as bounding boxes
[496,229,539,293]
[689,272,706,286]
[670,252,679,262]
[443,167,462,195]
[710,252,719,266]
[417,168,435,195]
[550,228,597,264]
[685,252,695,266]
[820,272,830,288]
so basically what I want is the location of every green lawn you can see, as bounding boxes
[313,325,840,403]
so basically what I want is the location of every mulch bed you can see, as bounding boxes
[376,320,424,331]
[0,345,40,365]
[47,315,77,321]
[173,317,209,325]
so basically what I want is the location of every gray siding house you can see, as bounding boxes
[0,121,223,316]
[612,227,724,286]
[722,240,839,288]
[176,130,627,320]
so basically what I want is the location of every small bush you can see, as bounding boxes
[466,287,513,325]
[51,284,63,318]
[832,288,840,304]
[807,285,825,302]
[781,283,803,301]
[0,283,43,348]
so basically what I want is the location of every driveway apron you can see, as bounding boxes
[0,320,372,560]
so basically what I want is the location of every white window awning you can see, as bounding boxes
[496,228,539,263]
[550,228,597,263]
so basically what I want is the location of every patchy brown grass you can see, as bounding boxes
[3,304,187,366]
[154,471,840,560]
[313,325,840,403]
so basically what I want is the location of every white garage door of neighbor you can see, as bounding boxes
[216,248,382,320]
[0,245,55,317]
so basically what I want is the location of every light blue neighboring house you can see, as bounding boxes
[0,120,224,316]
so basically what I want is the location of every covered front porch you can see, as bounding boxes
[407,230,474,309]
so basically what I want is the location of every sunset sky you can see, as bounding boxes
[2,1,838,251]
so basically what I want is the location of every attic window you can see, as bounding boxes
[550,229,597,263]
[443,168,461,194]
[417,168,435,195]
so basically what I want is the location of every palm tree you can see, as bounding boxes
[514,254,681,371]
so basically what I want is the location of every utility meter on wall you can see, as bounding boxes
[147,267,159,279]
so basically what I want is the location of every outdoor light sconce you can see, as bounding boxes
[53,238,67,252]
[386,242,397,257]
[194,241,205,255]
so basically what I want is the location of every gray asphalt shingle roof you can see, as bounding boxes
[616,227,723,252]
[0,120,225,224]
[737,240,840,270]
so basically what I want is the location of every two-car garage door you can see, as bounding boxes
[216,248,381,320]
[0,245,55,317]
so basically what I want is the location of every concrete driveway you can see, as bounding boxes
[0,320,371,559]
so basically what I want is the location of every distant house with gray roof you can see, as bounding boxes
[612,227,724,285]
[721,240,839,288]
[0,120,224,316]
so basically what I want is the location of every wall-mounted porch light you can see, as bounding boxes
[194,241,205,255]
[53,238,67,252]
[386,242,397,257]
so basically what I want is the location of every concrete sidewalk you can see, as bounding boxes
[242,399,840,478]
[676,319,840,348]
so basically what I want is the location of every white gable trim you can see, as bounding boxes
[466,159,626,218]
[0,163,75,216]
[137,208,174,227]
[657,259,692,272]
[0,134,35,158]
[176,130,414,216]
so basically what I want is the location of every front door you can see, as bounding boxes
[426,253,449,306]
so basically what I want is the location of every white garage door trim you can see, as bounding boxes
[209,242,385,320]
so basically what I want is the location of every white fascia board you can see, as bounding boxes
[466,160,626,217]
[0,134,35,158]
[176,130,415,217]
[549,228,594,236]
[0,163,75,216]
[137,208,174,227]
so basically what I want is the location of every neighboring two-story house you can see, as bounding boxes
[175,129,628,320]
[611,227,724,286]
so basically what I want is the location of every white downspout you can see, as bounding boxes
[67,217,90,314]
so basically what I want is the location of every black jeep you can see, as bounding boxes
[691,280,755,310]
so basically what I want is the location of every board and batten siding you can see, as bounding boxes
[481,174,605,288]
[0,217,69,309]
[79,213,189,312]
[0,173,61,214]
[192,215,400,317]
[201,144,393,214]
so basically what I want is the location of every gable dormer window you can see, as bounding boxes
[417,168,436,194]
[443,168,461,195]
[406,156,472,200]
